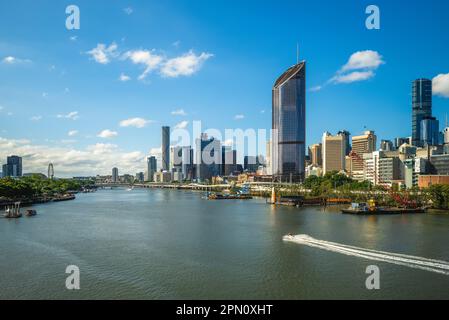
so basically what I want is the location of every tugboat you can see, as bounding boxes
[3,202,22,218]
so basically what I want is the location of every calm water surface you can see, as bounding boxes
[1,188,449,299]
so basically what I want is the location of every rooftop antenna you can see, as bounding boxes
[296,43,299,64]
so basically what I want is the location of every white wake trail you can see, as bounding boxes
[283,235,449,275]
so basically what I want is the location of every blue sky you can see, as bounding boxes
[1,0,448,176]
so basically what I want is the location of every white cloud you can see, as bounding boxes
[234,114,245,120]
[174,121,189,129]
[160,50,213,78]
[123,50,164,80]
[2,56,31,64]
[0,137,145,177]
[341,50,384,72]
[86,42,118,64]
[171,108,187,116]
[433,73,449,98]
[310,85,323,92]
[119,117,152,128]
[30,115,42,121]
[68,130,78,137]
[70,36,78,41]
[123,7,133,15]
[331,71,375,84]
[97,129,118,138]
[119,73,131,82]
[322,50,385,86]
[57,111,79,120]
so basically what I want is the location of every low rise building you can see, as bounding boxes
[418,175,449,188]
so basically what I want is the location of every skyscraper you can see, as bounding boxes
[181,146,194,180]
[266,140,272,175]
[161,126,170,171]
[272,61,306,182]
[412,78,432,147]
[112,167,119,183]
[146,156,157,182]
[2,155,23,178]
[195,133,221,182]
[322,132,346,175]
[421,116,440,146]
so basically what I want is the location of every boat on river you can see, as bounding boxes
[341,201,426,215]
[25,210,37,217]
[3,202,22,218]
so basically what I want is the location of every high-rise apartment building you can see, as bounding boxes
[272,62,306,182]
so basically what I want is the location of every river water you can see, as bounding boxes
[1,188,449,299]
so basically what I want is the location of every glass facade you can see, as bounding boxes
[412,79,432,147]
[272,62,306,181]
[161,126,170,171]
[421,116,440,146]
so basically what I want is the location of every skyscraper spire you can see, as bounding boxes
[296,43,299,64]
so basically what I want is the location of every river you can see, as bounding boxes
[1,188,448,299]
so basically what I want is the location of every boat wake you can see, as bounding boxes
[283,234,449,275]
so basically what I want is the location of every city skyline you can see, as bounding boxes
[1,0,449,177]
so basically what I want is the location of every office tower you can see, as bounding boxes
[112,167,119,182]
[394,137,410,149]
[351,130,377,176]
[380,140,394,151]
[272,61,306,182]
[195,133,221,182]
[309,143,322,166]
[181,146,194,180]
[412,79,432,147]
[221,146,237,176]
[266,140,272,175]
[338,130,351,155]
[161,126,170,171]
[48,163,54,179]
[421,116,440,146]
[322,132,346,174]
[146,156,157,182]
[135,172,144,183]
[244,156,259,172]
[170,146,182,172]
[2,155,23,178]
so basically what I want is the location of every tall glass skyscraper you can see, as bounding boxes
[412,78,432,147]
[421,116,440,146]
[272,62,306,182]
[161,126,170,171]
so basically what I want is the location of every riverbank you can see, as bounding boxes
[0,194,76,209]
